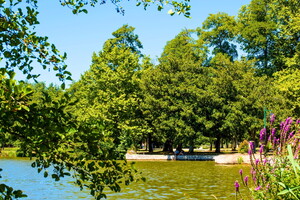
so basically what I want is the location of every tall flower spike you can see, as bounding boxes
[282,117,293,134]
[271,128,276,137]
[270,114,275,125]
[249,141,254,150]
[255,159,260,165]
[234,181,240,192]
[244,176,248,186]
[260,128,266,141]
[259,145,264,154]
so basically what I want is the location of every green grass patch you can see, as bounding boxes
[0,147,20,158]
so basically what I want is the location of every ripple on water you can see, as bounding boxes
[0,159,250,200]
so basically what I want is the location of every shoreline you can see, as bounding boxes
[126,153,253,164]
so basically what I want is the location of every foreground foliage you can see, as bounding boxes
[0,71,141,199]
[236,115,300,199]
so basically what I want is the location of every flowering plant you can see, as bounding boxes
[235,115,300,200]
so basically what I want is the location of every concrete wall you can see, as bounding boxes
[126,154,215,161]
[126,153,252,164]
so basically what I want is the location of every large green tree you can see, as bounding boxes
[237,0,300,75]
[140,30,209,153]
[68,25,145,152]
[206,54,288,152]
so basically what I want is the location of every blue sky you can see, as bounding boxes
[17,0,251,85]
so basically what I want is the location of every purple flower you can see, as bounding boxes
[255,186,262,191]
[289,131,295,139]
[234,181,240,192]
[249,141,255,155]
[255,159,260,165]
[251,168,256,176]
[296,119,300,124]
[270,114,275,125]
[249,141,254,149]
[239,169,243,175]
[248,148,252,155]
[273,137,277,146]
[280,121,284,130]
[259,145,264,154]
[260,128,266,141]
[253,176,257,182]
[263,158,268,165]
[282,117,293,134]
[244,176,249,186]
[271,128,276,137]
[268,135,272,142]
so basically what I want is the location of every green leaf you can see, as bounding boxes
[61,82,65,90]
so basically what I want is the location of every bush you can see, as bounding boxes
[238,140,249,153]
[235,115,300,200]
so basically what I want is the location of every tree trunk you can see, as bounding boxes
[210,140,213,151]
[189,140,194,153]
[189,146,194,153]
[225,140,229,148]
[220,138,224,148]
[176,143,183,152]
[163,139,173,152]
[148,133,153,153]
[215,136,221,153]
[231,138,237,151]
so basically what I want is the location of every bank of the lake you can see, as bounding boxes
[126,153,252,164]
[0,158,250,200]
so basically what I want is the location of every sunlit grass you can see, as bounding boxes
[0,147,19,158]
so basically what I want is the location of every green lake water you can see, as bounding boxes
[0,158,250,200]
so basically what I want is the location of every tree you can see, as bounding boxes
[140,30,209,153]
[68,25,145,152]
[160,29,207,64]
[237,0,300,75]
[140,60,209,153]
[205,54,287,152]
[103,24,143,56]
[201,12,238,61]
[274,67,300,118]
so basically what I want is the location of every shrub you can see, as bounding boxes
[235,115,300,200]
[237,156,244,164]
[238,140,249,153]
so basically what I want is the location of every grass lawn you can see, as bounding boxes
[0,147,19,158]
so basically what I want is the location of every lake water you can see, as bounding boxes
[0,158,250,200]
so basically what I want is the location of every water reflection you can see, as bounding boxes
[0,159,250,200]
[107,161,250,200]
